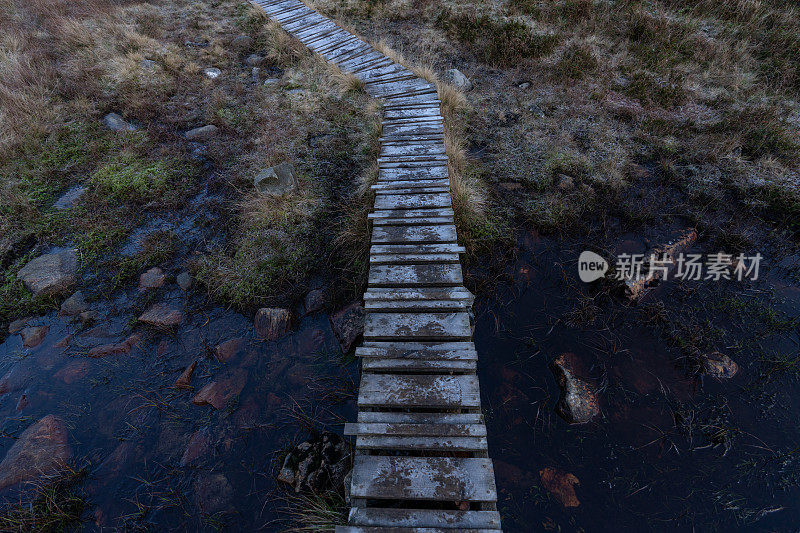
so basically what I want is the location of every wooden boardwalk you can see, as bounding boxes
[251,1,502,530]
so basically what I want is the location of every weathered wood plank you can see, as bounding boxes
[336,527,498,533]
[361,357,476,371]
[356,435,488,452]
[381,144,445,158]
[371,218,455,227]
[369,208,455,218]
[379,166,449,181]
[357,411,483,424]
[349,455,497,501]
[369,253,459,264]
[363,312,472,340]
[375,186,450,195]
[368,263,463,287]
[356,343,477,359]
[348,508,502,530]
[359,373,480,408]
[374,193,452,210]
[345,423,487,437]
[371,224,457,244]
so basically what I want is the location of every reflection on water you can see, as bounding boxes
[474,233,800,531]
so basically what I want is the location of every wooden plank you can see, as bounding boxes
[384,106,442,120]
[371,218,455,227]
[356,343,477,360]
[349,455,496,501]
[381,144,446,158]
[345,423,487,437]
[369,253,459,264]
[368,263,463,287]
[356,435,488,452]
[337,527,498,533]
[374,193,451,210]
[375,186,450,195]
[371,224,457,243]
[370,208,454,218]
[348,508,502,530]
[361,357,476,371]
[367,245,465,256]
[363,312,472,340]
[379,166,448,181]
[357,411,483,424]
[358,374,480,408]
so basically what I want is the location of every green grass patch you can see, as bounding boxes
[90,154,187,202]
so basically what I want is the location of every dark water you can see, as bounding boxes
[0,283,356,530]
[474,232,800,531]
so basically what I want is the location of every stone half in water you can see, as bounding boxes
[549,352,600,424]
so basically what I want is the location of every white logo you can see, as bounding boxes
[578,251,609,282]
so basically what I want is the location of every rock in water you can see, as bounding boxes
[442,68,473,91]
[277,432,351,493]
[193,473,233,514]
[191,369,247,410]
[20,326,48,348]
[215,338,244,362]
[254,162,297,196]
[61,291,88,316]
[139,267,166,290]
[330,303,365,353]
[549,353,600,424]
[181,427,211,466]
[175,361,197,389]
[184,124,218,140]
[304,289,325,314]
[539,467,580,508]
[87,334,140,358]
[8,317,32,334]
[702,351,738,378]
[17,249,78,296]
[254,308,291,341]
[0,415,72,490]
[103,112,137,132]
[139,304,184,328]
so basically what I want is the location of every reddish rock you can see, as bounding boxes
[95,442,134,483]
[266,392,282,409]
[20,326,48,348]
[54,335,73,348]
[60,291,87,316]
[0,415,72,490]
[304,289,325,314]
[0,368,26,395]
[8,317,32,334]
[193,473,233,514]
[181,427,211,466]
[139,303,183,328]
[550,353,600,424]
[539,467,580,508]
[88,334,140,358]
[15,394,28,412]
[254,308,291,341]
[215,338,244,362]
[175,361,198,389]
[54,360,89,384]
[139,267,166,290]
[192,369,247,410]
[702,351,738,379]
[330,303,365,353]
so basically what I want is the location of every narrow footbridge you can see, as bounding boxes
[252,1,502,530]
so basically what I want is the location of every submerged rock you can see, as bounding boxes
[702,351,738,379]
[549,353,600,424]
[139,303,184,328]
[175,361,197,389]
[442,68,472,91]
[102,112,137,132]
[54,360,89,384]
[192,369,247,410]
[0,415,72,490]
[330,303,365,353]
[215,338,244,362]
[88,334,140,358]
[254,308,291,341]
[277,432,351,494]
[139,267,166,290]
[17,249,78,296]
[20,326,48,348]
[539,467,580,508]
[194,473,233,514]
[254,162,297,196]
[181,427,212,466]
[8,317,32,334]
[61,291,88,316]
